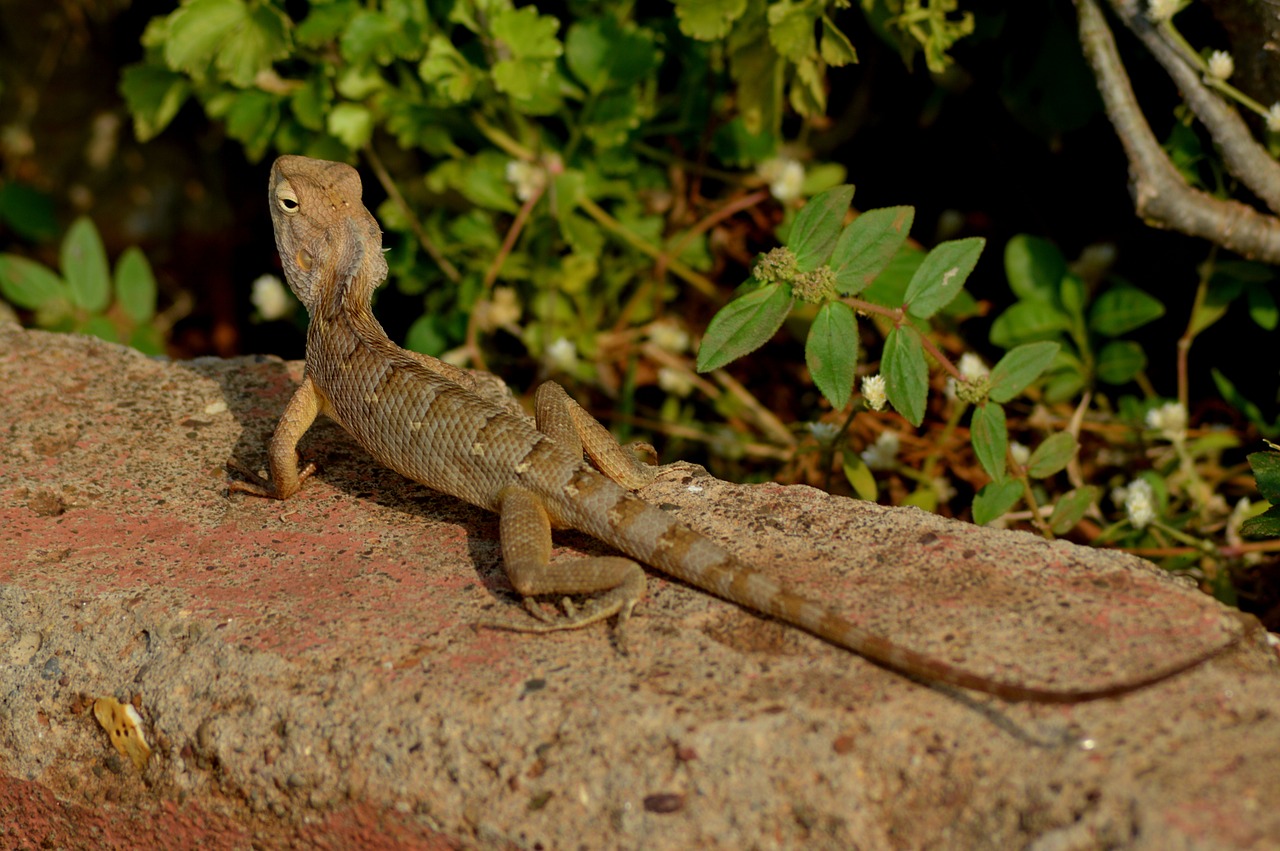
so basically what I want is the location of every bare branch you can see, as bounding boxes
[1109,0,1280,214]
[1074,0,1280,263]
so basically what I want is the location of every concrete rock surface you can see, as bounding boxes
[1,323,1277,850]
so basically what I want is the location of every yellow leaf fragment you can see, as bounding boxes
[93,696,152,770]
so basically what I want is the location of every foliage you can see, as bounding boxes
[0,217,164,353]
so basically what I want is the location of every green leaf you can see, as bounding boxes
[1004,234,1064,302]
[674,0,748,40]
[79,315,119,343]
[114,247,157,324]
[904,237,984,319]
[1058,273,1086,321]
[492,6,562,60]
[1049,486,1099,535]
[1095,339,1146,385]
[786,185,854,272]
[405,313,450,356]
[1241,505,1280,539]
[296,0,358,47]
[805,301,859,409]
[1212,369,1280,437]
[768,0,819,61]
[973,479,1024,526]
[327,102,374,150]
[1248,451,1280,503]
[0,182,58,242]
[1027,431,1077,478]
[988,341,1060,403]
[290,72,332,130]
[819,16,857,66]
[841,451,878,501]
[0,254,68,309]
[61,217,110,313]
[119,64,190,143]
[882,325,928,426]
[696,282,794,372]
[215,1,290,87]
[1088,286,1165,337]
[829,206,913,295]
[565,18,659,94]
[340,10,398,65]
[223,90,279,160]
[419,36,480,103]
[1246,282,1278,330]
[128,324,166,356]
[164,0,245,76]
[971,402,1008,482]
[989,300,1071,347]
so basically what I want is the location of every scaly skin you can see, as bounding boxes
[231,155,1239,702]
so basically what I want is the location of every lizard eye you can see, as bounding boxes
[276,182,300,215]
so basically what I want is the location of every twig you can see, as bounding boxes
[362,145,461,282]
[1074,0,1280,262]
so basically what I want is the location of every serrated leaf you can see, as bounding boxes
[1027,431,1077,478]
[61,217,110,313]
[296,0,358,47]
[1088,286,1165,336]
[290,72,332,130]
[565,18,658,94]
[1241,505,1280,538]
[1248,451,1280,503]
[1095,339,1146,385]
[0,254,68,309]
[1004,234,1064,302]
[419,36,479,103]
[673,0,748,40]
[327,102,374,150]
[882,325,927,426]
[989,300,1071,347]
[696,281,794,373]
[841,451,878,501]
[340,10,398,65]
[805,301,858,409]
[492,6,562,60]
[164,0,245,76]
[119,64,190,142]
[973,479,1024,525]
[215,1,290,87]
[971,402,1008,482]
[904,237,983,319]
[786,185,854,272]
[1049,486,1099,535]
[224,90,279,160]
[829,206,913,295]
[819,17,857,66]
[989,341,1059,403]
[768,0,818,61]
[114,247,157,324]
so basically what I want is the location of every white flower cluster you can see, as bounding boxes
[1145,401,1187,442]
[505,160,546,202]
[861,374,887,411]
[758,158,805,203]
[861,430,900,471]
[1114,479,1157,530]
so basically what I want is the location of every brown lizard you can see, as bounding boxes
[232,154,1236,703]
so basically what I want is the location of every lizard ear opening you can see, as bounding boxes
[276,181,300,215]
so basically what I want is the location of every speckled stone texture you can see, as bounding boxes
[1,323,1278,850]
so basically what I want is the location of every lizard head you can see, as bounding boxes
[268,155,389,313]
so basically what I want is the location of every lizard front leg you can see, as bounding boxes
[493,484,647,647]
[229,374,323,500]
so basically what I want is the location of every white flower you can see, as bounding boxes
[1124,478,1156,530]
[932,476,956,503]
[758,158,805,203]
[648,321,689,354]
[1010,442,1031,468]
[806,421,840,445]
[861,374,887,411]
[505,160,545,202]
[1145,401,1187,442]
[861,430,900,471]
[546,337,578,373]
[1147,0,1179,23]
[657,367,694,398]
[250,274,293,321]
[958,352,989,381]
[1208,50,1234,81]
[1266,103,1280,133]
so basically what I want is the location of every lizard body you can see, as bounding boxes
[233,155,1234,703]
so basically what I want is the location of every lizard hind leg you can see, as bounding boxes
[533,381,659,491]
[490,484,647,649]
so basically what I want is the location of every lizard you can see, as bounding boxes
[231,154,1239,703]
